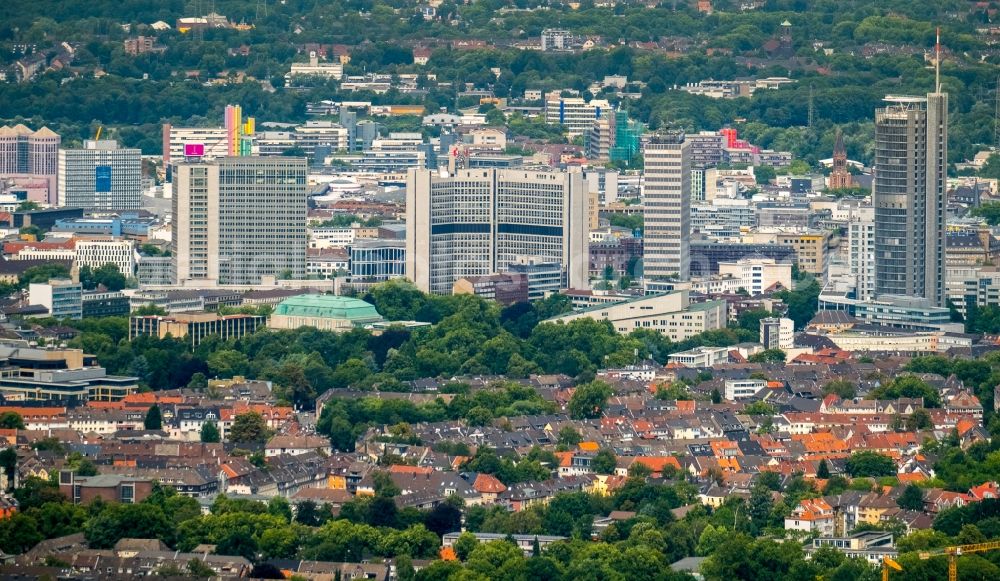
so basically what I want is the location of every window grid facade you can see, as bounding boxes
[407,168,587,295]
[173,158,307,285]
[643,132,691,280]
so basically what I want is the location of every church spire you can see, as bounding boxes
[829,128,852,190]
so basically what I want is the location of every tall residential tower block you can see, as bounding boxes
[643,131,692,281]
[873,92,948,306]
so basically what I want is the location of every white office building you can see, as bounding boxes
[717,257,792,296]
[287,52,344,83]
[760,317,794,350]
[406,168,588,295]
[309,228,357,249]
[162,126,231,169]
[667,346,731,368]
[172,157,308,285]
[76,238,136,278]
[544,96,611,136]
[294,121,349,155]
[583,167,619,205]
[643,131,691,280]
[29,279,83,319]
[725,379,767,400]
[849,209,876,301]
[357,134,426,173]
[545,290,725,341]
[58,140,142,210]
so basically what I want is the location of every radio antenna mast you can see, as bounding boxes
[935,27,941,93]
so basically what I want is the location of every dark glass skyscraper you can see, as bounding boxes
[873,91,948,307]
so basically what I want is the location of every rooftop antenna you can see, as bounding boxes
[935,26,941,94]
[807,84,814,129]
[994,76,1000,150]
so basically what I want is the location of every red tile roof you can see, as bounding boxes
[473,473,507,494]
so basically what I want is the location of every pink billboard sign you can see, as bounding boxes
[184,143,205,157]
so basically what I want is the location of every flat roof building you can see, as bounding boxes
[172,156,308,285]
[545,290,725,341]
[129,312,266,347]
[0,342,138,402]
[29,278,82,320]
[643,131,691,280]
[406,168,588,295]
[874,92,948,306]
[58,140,142,210]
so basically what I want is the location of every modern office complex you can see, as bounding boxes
[689,242,797,277]
[873,91,948,306]
[544,96,611,136]
[0,342,137,402]
[506,257,564,301]
[75,238,135,278]
[162,126,230,168]
[546,290,726,341]
[718,257,793,296]
[136,255,173,286]
[349,239,406,285]
[29,279,83,319]
[172,156,308,285]
[57,140,142,210]
[0,124,60,204]
[406,168,588,295]
[129,313,267,347]
[643,131,691,280]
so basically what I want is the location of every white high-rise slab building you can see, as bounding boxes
[58,140,142,210]
[172,157,308,285]
[406,168,588,295]
[848,207,876,301]
[643,131,691,280]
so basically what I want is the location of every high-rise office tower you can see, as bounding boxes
[643,130,691,280]
[173,157,307,285]
[0,124,60,204]
[406,168,588,295]
[873,91,948,306]
[58,140,141,210]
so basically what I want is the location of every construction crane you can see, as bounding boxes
[94,126,103,141]
[919,540,1000,581]
[881,556,902,581]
